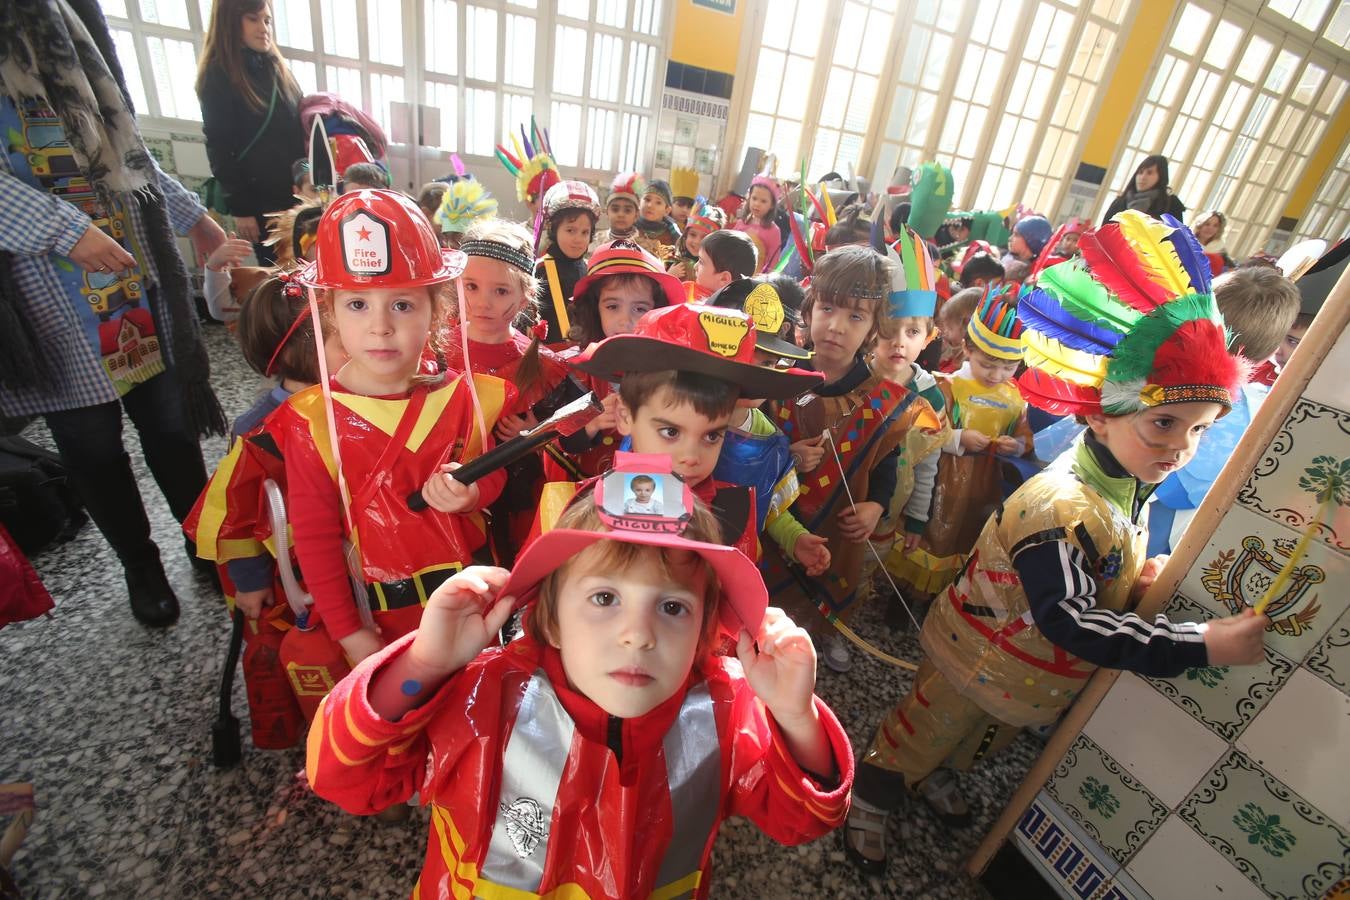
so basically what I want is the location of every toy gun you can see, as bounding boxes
[407,391,604,511]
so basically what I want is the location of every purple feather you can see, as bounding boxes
[1020,287,1121,354]
[520,124,535,159]
[1162,214,1212,295]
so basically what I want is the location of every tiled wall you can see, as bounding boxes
[1013,327,1350,899]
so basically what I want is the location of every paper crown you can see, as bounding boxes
[885,227,938,319]
[670,166,699,201]
[608,172,646,206]
[966,285,1024,361]
[501,452,768,636]
[907,162,954,240]
[1017,211,1245,417]
[494,117,561,202]
[434,179,498,235]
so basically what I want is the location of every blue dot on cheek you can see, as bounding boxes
[400,679,423,696]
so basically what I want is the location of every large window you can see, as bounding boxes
[1101,1,1349,255]
[1293,135,1350,243]
[102,0,666,180]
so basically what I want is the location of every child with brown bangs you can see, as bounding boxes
[273,190,510,669]
[307,463,853,897]
[764,246,943,673]
[933,286,981,374]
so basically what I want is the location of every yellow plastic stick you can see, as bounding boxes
[1253,496,1333,615]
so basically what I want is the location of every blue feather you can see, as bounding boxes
[1162,214,1212,295]
[1019,287,1121,354]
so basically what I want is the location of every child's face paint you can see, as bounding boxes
[1086,401,1222,484]
[607,198,638,232]
[808,299,874,373]
[747,185,775,221]
[458,256,526,345]
[967,348,1019,386]
[597,279,658,337]
[553,563,706,718]
[331,286,433,394]
[554,215,593,259]
[618,385,732,487]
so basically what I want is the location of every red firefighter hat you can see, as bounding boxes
[571,239,686,308]
[297,189,466,290]
[570,303,823,399]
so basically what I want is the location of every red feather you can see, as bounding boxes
[1016,368,1102,416]
[1079,224,1171,313]
[1149,319,1249,402]
[1032,224,1068,276]
[788,211,814,273]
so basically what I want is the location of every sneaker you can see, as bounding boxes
[916,768,971,827]
[821,631,853,673]
[841,795,890,875]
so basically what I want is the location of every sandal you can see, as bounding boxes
[916,768,972,828]
[841,795,890,875]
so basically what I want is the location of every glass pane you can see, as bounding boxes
[146,36,201,120]
[1204,20,1242,67]
[626,41,656,107]
[290,59,317,96]
[505,15,536,88]
[274,0,313,51]
[769,118,801,166]
[844,73,877,133]
[197,0,211,29]
[322,0,358,58]
[140,0,189,29]
[762,0,794,50]
[835,132,863,176]
[1317,75,1346,114]
[743,113,774,160]
[503,93,534,144]
[1327,1,1350,45]
[908,91,936,144]
[1292,62,1325,104]
[324,65,361,106]
[833,3,868,66]
[618,112,648,173]
[633,0,662,36]
[1265,49,1300,93]
[938,100,966,154]
[103,0,129,17]
[791,1,825,53]
[367,0,403,66]
[1169,4,1212,54]
[585,107,616,171]
[595,0,626,28]
[885,86,913,142]
[955,48,984,100]
[369,73,405,134]
[549,100,582,166]
[553,26,587,95]
[558,0,589,18]
[989,0,1022,50]
[818,68,850,129]
[778,54,813,118]
[921,34,952,90]
[463,88,495,156]
[1236,35,1273,83]
[1041,7,1073,68]
[750,49,785,113]
[426,0,458,76]
[898,28,928,84]
[425,81,458,151]
[110,29,148,114]
[857,8,893,74]
[810,128,840,177]
[466,6,498,81]
[589,32,623,103]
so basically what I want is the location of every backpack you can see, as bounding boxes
[0,436,86,556]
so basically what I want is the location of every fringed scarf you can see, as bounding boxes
[0,0,225,437]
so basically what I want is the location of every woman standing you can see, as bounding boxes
[1101,154,1187,224]
[196,0,304,264]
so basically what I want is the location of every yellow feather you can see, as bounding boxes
[1023,330,1108,386]
[820,183,837,227]
[1116,210,1192,299]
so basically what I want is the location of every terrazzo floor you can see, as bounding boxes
[2,322,1044,899]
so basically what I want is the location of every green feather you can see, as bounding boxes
[1039,262,1140,336]
[1106,293,1216,383]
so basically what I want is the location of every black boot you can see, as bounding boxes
[125,559,181,627]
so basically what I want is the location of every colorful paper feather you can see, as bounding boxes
[1022,331,1109,385]
[1106,293,1220,384]
[1161,213,1212,295]
[1016,369,1102,416]
[1079,222,1172,312]
[1018,287,1122,354]
[1116,210,1193,299]
[1037,261,1141,335]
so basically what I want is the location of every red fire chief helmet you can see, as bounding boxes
[297,189,466,290]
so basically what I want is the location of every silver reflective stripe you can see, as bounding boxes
[654,682,721,897]
[480,670,574,893]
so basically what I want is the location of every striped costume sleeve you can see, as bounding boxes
[1013,540,1209,678]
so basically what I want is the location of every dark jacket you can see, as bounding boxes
[1102,190,1186,225]
[198,51,305,218]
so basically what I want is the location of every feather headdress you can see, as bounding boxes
[1017,210,1245,416]
[882,226,938,319]
[967,285,1024,361]
[494,115,561,203]
[435,180,498,235]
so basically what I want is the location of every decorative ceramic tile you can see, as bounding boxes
[1235,398,1350,555]
[1045,734,1169,866]
[1178,750,1350,899]
[1149,594,1296,741]
[1178,504,1348,664]
[1124,816,1267,900]
[1237,667,1350,828]
[1083,673,1227,808]
[1306,605,1350,693]
[143,137,175,172]
[1302,328,1350,410]
[1014,793,1126,898]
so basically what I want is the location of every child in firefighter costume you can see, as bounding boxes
[306,455,854,898]
[278,189,510,672]
[842,211,1272,873]
[887,287,1034,603]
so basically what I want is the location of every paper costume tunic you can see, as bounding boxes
[276,373,509,642]
[307,633,854,899]
[890,366,1033,595]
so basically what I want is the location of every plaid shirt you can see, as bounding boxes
[0,137,206,417]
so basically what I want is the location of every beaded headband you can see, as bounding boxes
[848,281,886,301]
[460,239,535,275]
